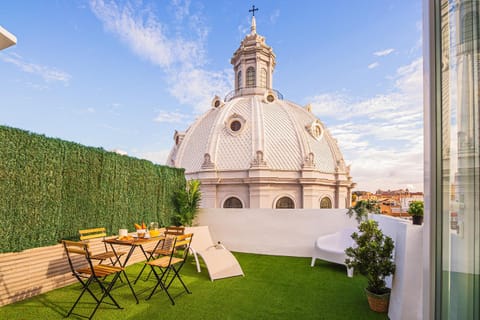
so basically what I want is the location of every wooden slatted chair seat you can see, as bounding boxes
[75,264,123,277]
[135,235,175,284]
[147,255,183,268]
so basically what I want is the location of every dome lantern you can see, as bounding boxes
[230,7,276,99]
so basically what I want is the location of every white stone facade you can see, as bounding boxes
[167,17,355,209]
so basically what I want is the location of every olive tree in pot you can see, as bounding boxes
[172,179,202,227]
[345,219,396,313]
[407,200,424,225]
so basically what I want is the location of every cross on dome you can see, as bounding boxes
[249,5,258,17]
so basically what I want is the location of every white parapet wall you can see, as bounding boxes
[196,208,358,257]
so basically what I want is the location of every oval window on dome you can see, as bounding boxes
[230,120,242,132]
[275,197,295,209]
[224,197,243,208]
[226,113,246,135]
[307,121,324,141]
[320,197,332,209]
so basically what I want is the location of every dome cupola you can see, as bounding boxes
[230,7,276,99]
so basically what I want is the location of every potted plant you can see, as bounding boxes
[407,200,424,225]
[347,199,380,223]
[172,179,202,227]
[345,219,396,313]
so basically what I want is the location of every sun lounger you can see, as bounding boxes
[187,226,244,281]
[310,228,356,277]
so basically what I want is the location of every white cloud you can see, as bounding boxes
[308,92,351,118]
[89,0,230,113]
[237,16,250,37]
[171,0,191,22]
[168,68,232,113]
[134,149,171,165]
[310,57,424,192]
[111,148,128,155]
[0,52,71,84]
[368,62,379,69]
[270,9,280,24]
[373,48,395,56]
[154,110,191,123]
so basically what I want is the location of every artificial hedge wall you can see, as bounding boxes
[0,125,185,253]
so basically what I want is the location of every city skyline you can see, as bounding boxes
[0,0,423,192]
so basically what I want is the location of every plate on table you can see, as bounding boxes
[117,235,134,241]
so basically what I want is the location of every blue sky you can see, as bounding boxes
[0,0,423,192]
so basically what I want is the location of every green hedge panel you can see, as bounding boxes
[0,125,185,253]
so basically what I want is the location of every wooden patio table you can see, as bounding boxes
[104,235,165,303]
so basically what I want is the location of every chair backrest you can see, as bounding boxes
[62,240,92,273]
[165,226,185,236]
[173,233,194,259]
[79,227,108,241]
[150,234,176,254]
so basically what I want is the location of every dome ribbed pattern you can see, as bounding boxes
[216,99,253,170]
[169,95,346,175]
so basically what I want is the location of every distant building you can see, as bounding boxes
[167,15,355,209]
[354,189,424,218]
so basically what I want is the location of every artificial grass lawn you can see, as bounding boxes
[0,253,388,320]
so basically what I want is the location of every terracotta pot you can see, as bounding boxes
[412,215,423,225]
[365,288,390,313]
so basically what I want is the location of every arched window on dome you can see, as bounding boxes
[260,68,267,88]
[237,71,242,89]
[320,197,332,209]
[275,197,294,209]
[223,197,243,208]
[246,67,255,88]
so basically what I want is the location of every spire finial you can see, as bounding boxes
[249,5,258,17]
[249,5,258,34]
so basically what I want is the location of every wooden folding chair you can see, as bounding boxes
[146,233,194,305]
[62,240,134,319]
[79,227,126,266]
[134,235,176,284]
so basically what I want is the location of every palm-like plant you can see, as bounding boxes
[173,179,202,226]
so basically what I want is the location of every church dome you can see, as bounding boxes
[167,12,354,209]
[169,94,348,175]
